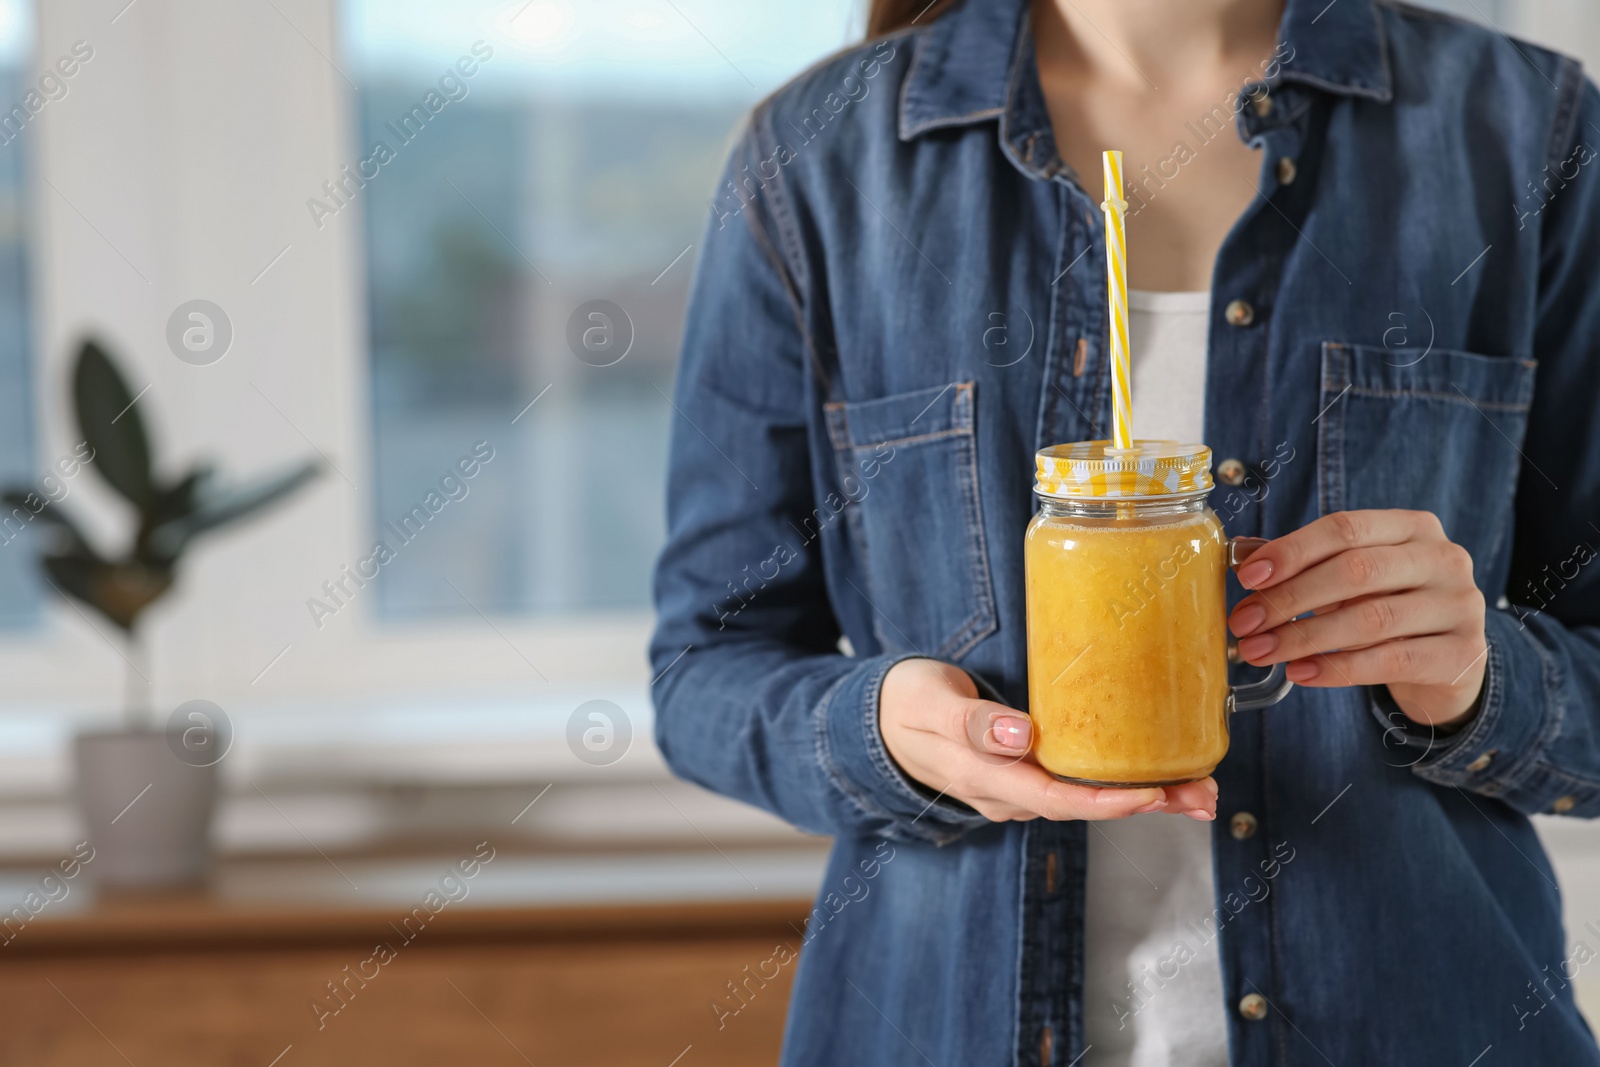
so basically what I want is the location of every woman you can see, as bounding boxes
[651,0,1600,1062]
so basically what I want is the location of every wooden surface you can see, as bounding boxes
[0,848,820,1066]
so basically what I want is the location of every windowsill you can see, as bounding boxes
[0,692,816,861]
[0,687,665,793]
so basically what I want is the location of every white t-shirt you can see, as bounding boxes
[1081,289,1229,1067]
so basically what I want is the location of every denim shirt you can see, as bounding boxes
[650,0,1600,1062]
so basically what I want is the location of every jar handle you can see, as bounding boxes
[1227,659,1293,712]
[1225,536,1294,713]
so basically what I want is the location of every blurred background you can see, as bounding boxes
[0,0,1596,1063]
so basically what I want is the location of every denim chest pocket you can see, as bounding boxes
[1317,342,1537,573]
[823,381,998,660]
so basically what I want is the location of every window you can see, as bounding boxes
[0,0,35,629]
[340,0,859,619]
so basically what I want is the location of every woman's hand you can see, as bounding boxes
[1228,509,1488,728]
[878,658,1218,823]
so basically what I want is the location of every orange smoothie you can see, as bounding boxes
[1024,509,1230,785]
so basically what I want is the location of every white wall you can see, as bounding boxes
[1420,0,1600,68]
[1515,0,1600,69]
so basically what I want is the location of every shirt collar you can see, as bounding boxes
[898,0,1393,142]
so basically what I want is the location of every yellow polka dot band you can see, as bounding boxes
[1034,439,1214,499]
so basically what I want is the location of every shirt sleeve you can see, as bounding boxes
[1371,70,1600,817]
[648,118,988,845]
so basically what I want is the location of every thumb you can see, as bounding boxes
[964,701,1033,758]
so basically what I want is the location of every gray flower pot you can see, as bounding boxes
[74,729,218,889]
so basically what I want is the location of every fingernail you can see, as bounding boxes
[990,716,1031,750]
[1184,809,1216,821]
[1229,603,1267,637]
[1134,801,1166,814]
[1237,633,1277,662]
[1204,778,1219,796]
[1237,559,1274,589]
[1286,660,1319,682]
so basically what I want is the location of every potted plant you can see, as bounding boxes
[3,339,319,888]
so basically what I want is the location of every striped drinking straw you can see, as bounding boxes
[1101,150,1133,450]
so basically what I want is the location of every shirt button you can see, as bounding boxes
[1238,993,1270,1021]
[1216,458,1247,487]
[1276,156,1298,185]
[1252,92,1274,117]
[1230,811,1258,840]
[1465,751,1495,773]
[1553,795,1578,814]
[1225,299,1255,327]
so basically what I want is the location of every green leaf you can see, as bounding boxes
[73,339,155,508]
[143,464,215,532]
[43,551,172,632]
[0,488,39,522]
[0,491,93,554]
[41,551,104,619]
[143,459,319,562]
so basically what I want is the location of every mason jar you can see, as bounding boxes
[1024,440,1292,786]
